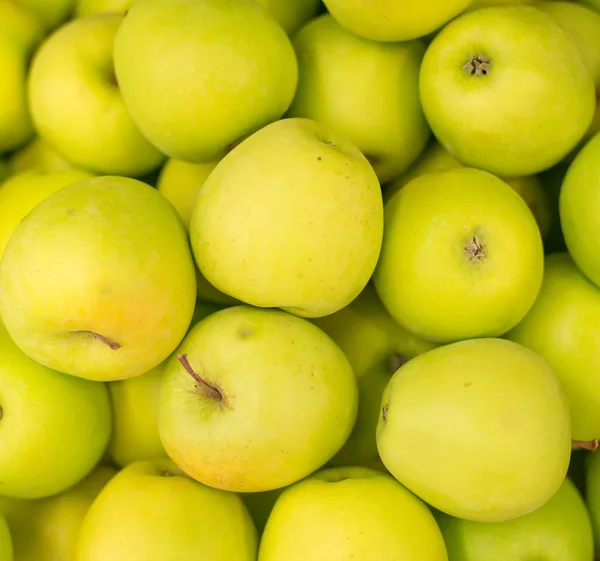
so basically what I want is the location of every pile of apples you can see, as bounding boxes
[3,0,600,559]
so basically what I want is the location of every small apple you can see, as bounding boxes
[75,0,135,17]
[0,320,112,499]
[373,167,544,343]
[76,459,258,561]
[253,0,322,36]
[377,338,572,522]
[114,0,298,162]
[28,14,165,177]
[288,14,430,184]
[190,118,383,318]
[420,5,595,178]
[0,175,197,381]
[258,466,448,561]
[8,136,75,174]
[158,305,358,493]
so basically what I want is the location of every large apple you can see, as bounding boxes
[0,176,197,381]
[436,477,593,561]
[374,167,544,343]
[0,320,112,499]
[377,338,572,522]
[75,0,135,16]
[114,0,298,162]
[190,118,383,318]
[420,5,595,178]
[158,305,358,493]
[259,466,448,561]
[8,136,75,174]
[76,459,258,561]
[288,14,430,184]
[28,14,164,177]
[254,0,322,36]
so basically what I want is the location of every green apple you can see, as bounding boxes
[288,14,430,184]
[0,320,112,499]
[506,253,600,441]
[259,466,448,561]
[0,465,116,561]
[75,0,135,17]
[321,0,474,41]
[420,5,595,178]
[377,338,571,522]
[0,168,94,260]
[76,459,258,561]
[436,476,593,561]
[0,0,44,154]
[0,176,197,381]
[114,0,298,162]
[0,515,11,561]
[254,0,321,36]
[374,167,544,343]
[560,132,600,288]
[8,136,75,174]
[159,305,358,493]
[28,14,164,177]
[190,118,383,318]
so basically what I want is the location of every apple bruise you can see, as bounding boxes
[463,54,491,77]
[178,353,230,408]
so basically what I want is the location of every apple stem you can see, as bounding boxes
[178,354,225,404]
[463,54,491,76]
[572,439,599,452]
[91,332,121,350]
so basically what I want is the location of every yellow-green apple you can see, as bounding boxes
[76,459,258,561]
[377,338,571,522]
[114,0,298,162]
[258,466,448,561]
[374,167,544,343]
[158,305,358,492]
[560,132,600,288]
[0,320,112,499]
[0,168,94,260]
[190,118,383,318]
[8,137,75,174]
[436,477,593,561]
[288,14,430,183]
[18,0,75,29]
[0,0,44,154]
[0,465,117,561]
[506,253,600,442]
[28,14,164,177]
[254,0,322,36]
[312,283,437,468]
[321,0,474,41]
[75,0,135,16]
[0,515,11,561]
[420,5,595,178]
[0,176,197,381]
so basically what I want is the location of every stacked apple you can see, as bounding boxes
[2,0,600,559]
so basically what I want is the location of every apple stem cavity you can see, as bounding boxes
[572,439,599,452]
[178,353,227,406]
[382,404,389,422]
[91,332,121,350]
[463,54,491,77]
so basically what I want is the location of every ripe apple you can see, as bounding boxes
[0,176,197,381]
[254,0,322,36]
[377,338,572,523]
[0,515,11,561]
[76,459,258,561]
[8,136,75,174]
[258,466,448,561]
[288,14,430,184]
[0,168,94,260]
[114,0,298,162]
[28,14,164,177]
[158,305,358,493]
[75,0,135,17]
[560,132,600,289]
[374,167,544,343]
[321,0,474,42]
[190,118,383,318]
[420,5,595,178]
[0,320,112,499]
[436,477,594,561]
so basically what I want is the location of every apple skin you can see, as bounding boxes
[8,136,76,174]
[75,0,135,17]
[0,515,11,561]
[288,14,430,184]
[0,176,197,382]
[436,477,593,561]
[0,320,112,499]
[258,466,448,561]
[28,14,164,177]
[560,132,600,289]
[114,0,298,162]
[377,338,572,523]
[0,168,94,260]
[420,5,595,178]
[158,305,358,493]
[190,118,384,319]
[0,465,117,561]
[76,459,258,561]
[254,0,321,36]
[321,0,474,42]
[373,167,544,343]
